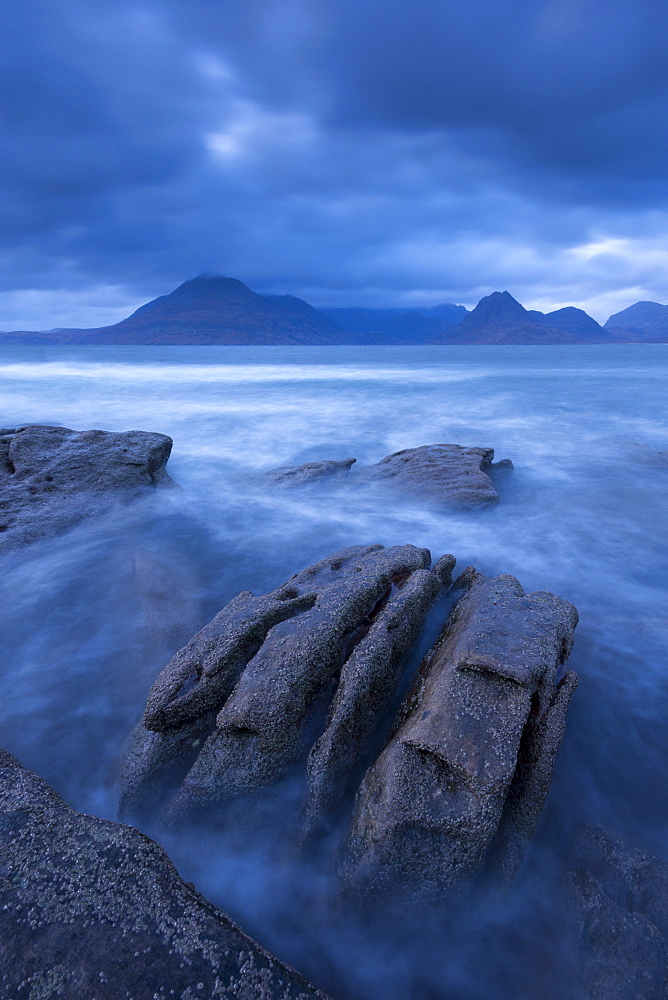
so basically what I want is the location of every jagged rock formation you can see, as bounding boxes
[0,424,174,552]
[0,748,329,1000]
[120,544,447,824]
[120,544,578,904]
[264,443,513,507]
[341,569,578,903]
[570,825,668,999]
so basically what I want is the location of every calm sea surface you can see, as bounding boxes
[0,345,666,998]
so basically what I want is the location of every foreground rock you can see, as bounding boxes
[0,748,329,1000]
[0,424,174,552]
[264,444,513,507]
[341,569,578,903]
[121,544,577,904]
[570,825,668,999]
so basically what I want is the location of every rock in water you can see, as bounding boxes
[358,444,513,506]
[264,443,514,507]
[120,545,578,904]
[340,568,578,902]
[569,825,668,999]
[0,424,174,552]
[120,544,447,824]
[264,457,356,487]
[0,748,329,1000]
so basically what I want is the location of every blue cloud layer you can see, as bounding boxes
[2,0,668,327]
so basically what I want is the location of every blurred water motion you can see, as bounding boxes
[0,344,666,999]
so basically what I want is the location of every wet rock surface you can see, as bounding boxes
[341,568,578,903]
[0,748,329,1000]
[357,444,514,506]
[121,544,577,904]
[264,443,513,507]
[570,825,668,999]
[264,457,357,487]
[0,424,174,553]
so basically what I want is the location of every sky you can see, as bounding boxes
[2,0,668,329]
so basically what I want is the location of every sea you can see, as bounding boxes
[0,344,666,999]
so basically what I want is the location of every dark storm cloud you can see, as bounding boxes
[1,0,668,327]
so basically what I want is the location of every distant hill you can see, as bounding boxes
[604,300,668,341]
[322,304,468,343]
[69,276,351,346]
[427,291,616,345]
[1,276,666,346]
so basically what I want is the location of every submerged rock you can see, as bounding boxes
[570,825,668,999]
[121,544,577,905]
[620,440,668,469]
[264,443,513,507]
[0,748,329,1000]
[0,424,174,552]
[264,457,356,487]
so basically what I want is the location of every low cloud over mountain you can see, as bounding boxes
[2,2,668,329]
[1,275,663,346]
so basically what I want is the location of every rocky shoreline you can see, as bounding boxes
[0,425,664,999]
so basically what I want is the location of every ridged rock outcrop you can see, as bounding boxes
[341,569,578,903]
[120,545,577,904]
[0,749,329,1000]
[0,424,174,552]
[264,443,513,507]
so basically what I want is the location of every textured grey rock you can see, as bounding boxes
[0,748,329,1000]
[340,569,578,903]
[121,546,578,905]
[357,444,513,506]
[121,544,444,824]
[264,457,356,486]
[570,825,668,998]
[0,424,174,552]
[264,443,513,508]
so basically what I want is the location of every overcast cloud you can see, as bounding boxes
[1,0,668,327]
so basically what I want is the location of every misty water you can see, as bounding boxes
[1,344,666,999]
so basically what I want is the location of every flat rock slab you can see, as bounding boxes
[357,444,513,507]
[0,424,174,552]
[264,444,513,507]
[0,748,329,1000]
[121,545,577,905]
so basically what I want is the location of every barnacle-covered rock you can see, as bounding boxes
[120,544,577,906]
[0,749,329,1000]
[340,569,578,902]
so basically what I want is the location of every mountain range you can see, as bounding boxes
[1,274,667,346]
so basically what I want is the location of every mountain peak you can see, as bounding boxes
[465,290,528,323]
